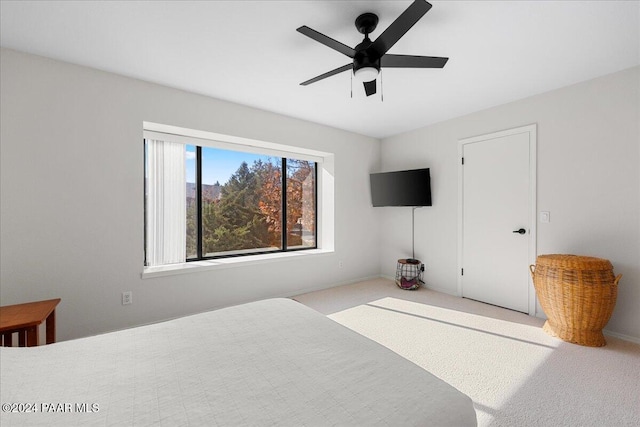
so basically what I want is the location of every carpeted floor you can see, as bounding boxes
[293,278,640,427]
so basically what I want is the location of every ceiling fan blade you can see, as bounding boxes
[363,80,377,96]
[381,54,448,68]
[297,26,356,58]
[300,64,352,86]
[370,0,432,58]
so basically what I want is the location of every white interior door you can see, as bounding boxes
[458,125,536,314]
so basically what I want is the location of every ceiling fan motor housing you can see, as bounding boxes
[353,38,380,78]
[353,12,381,80]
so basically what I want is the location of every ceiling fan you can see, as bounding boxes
[297,0,448,97]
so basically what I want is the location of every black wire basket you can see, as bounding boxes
[395,259,424,290]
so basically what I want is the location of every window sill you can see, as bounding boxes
[141,248,334,279]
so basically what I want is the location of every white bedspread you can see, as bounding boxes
[1,298,476,426]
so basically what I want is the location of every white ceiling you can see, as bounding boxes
[1,1,638,139]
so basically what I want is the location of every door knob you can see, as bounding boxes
[512,228,526,235]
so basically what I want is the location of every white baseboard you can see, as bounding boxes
[531,317,639,344]
[603,329,640,345]
[284,274,383,299]
[380,274,461,296]
[423,284,460,296]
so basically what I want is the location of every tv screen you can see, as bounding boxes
[370,168,432,207]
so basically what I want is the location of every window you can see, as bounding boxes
[144,134,317,267]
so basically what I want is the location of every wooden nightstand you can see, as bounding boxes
[0,298,61,346]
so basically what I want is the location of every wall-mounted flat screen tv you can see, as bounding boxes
[370,168,432,207]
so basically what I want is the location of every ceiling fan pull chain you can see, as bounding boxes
[350,72,353,98]
[380,69,384,102]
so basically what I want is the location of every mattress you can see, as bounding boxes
[1,298,476,426]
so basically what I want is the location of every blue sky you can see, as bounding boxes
[186,145,278,186]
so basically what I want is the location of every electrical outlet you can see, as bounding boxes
[338,260,344,269]
[122,291,132,305]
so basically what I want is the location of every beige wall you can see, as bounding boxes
[379,66,640,341]
[0,48,381,341]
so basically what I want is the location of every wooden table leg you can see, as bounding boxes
[46,309,56,344]
[26,326,39,346]
[0,298,60,347]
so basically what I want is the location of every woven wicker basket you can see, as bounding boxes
[530,254,621,347]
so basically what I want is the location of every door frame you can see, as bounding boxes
[457,124,538,316]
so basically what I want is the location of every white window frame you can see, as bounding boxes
[142,122,335,278]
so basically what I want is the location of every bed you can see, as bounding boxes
[1,298,476,426]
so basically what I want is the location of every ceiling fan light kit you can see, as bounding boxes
[297,0,448,97]
[354,67,378,83]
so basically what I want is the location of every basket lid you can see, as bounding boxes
[535,254,612,270]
